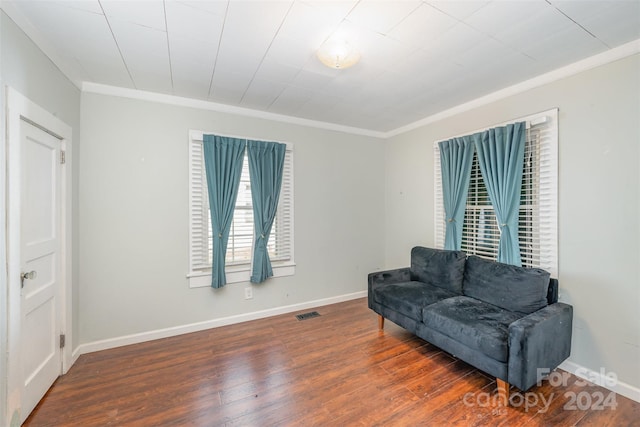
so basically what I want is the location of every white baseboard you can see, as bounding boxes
[559,360,640,403]
[74,293,640,405]
[71,346,82,365]
[74,291,367,357]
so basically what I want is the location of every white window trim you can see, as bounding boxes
[187,264,296,288]
[188,130,295,288]
[434,109,558,277]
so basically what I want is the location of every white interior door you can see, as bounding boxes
[20,120,62,422]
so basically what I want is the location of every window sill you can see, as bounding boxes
[187,263,296,288]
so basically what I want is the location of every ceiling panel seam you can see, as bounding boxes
[240,0,296,104]
[207,0,230,98]
[98,0,137,89]
[162,0,174,93]
[545,0,609,49]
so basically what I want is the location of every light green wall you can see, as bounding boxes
[78,92,386,343]
[3,2,639,401]
[385,54,640,390]
[0,10,81,424]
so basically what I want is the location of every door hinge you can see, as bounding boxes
[59,334,66,349]
[60,150,66,164]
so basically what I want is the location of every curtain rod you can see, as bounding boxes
[432,108,557,146]
[189,130,294,150]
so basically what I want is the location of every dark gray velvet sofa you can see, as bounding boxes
[368,246,572,398]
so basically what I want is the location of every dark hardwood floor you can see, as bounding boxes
[24,298,639,426]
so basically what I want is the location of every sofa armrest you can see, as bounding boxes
[367,267,411,309]
[508,303,573,391]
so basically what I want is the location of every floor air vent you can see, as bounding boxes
[296,311,320,321]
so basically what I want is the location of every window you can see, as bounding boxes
[434,109,558,276]
[188,131,295,287]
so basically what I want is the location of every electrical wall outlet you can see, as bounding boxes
[244,287,253,300]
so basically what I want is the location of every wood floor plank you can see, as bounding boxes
[576,393,640,427]
[374,370,495,425]
[405,358,477,399]
[23,298,639,426]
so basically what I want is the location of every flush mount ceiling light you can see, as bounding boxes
[316,40,360,70]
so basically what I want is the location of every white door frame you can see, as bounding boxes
[4,86,73,424]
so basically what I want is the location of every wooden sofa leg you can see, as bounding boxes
[378,315,384,330]
[496,378,509,405]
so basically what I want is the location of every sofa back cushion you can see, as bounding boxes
[462,256,550,314]
[410,247,466,294]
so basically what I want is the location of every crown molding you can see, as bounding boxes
[1,2,83,90]
[81,82,387,139]
[5,0,638,140]
[83,38,640,140]
[384,38,640,138]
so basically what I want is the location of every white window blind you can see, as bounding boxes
[188,131,295,287]
[434,109,558,276]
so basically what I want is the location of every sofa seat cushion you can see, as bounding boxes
[422,296,524,362]
[373,281,458,322]
[462,256,551,315]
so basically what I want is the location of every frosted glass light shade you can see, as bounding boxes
[316,40,360,69]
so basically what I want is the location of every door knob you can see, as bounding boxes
[20,270,37,288]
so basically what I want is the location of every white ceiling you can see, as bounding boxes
[4,0,640,133]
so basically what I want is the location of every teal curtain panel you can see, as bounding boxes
[202,135,247,288]
[247,140,286,283]
[473,122,526,266]
[439,137,475,251]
